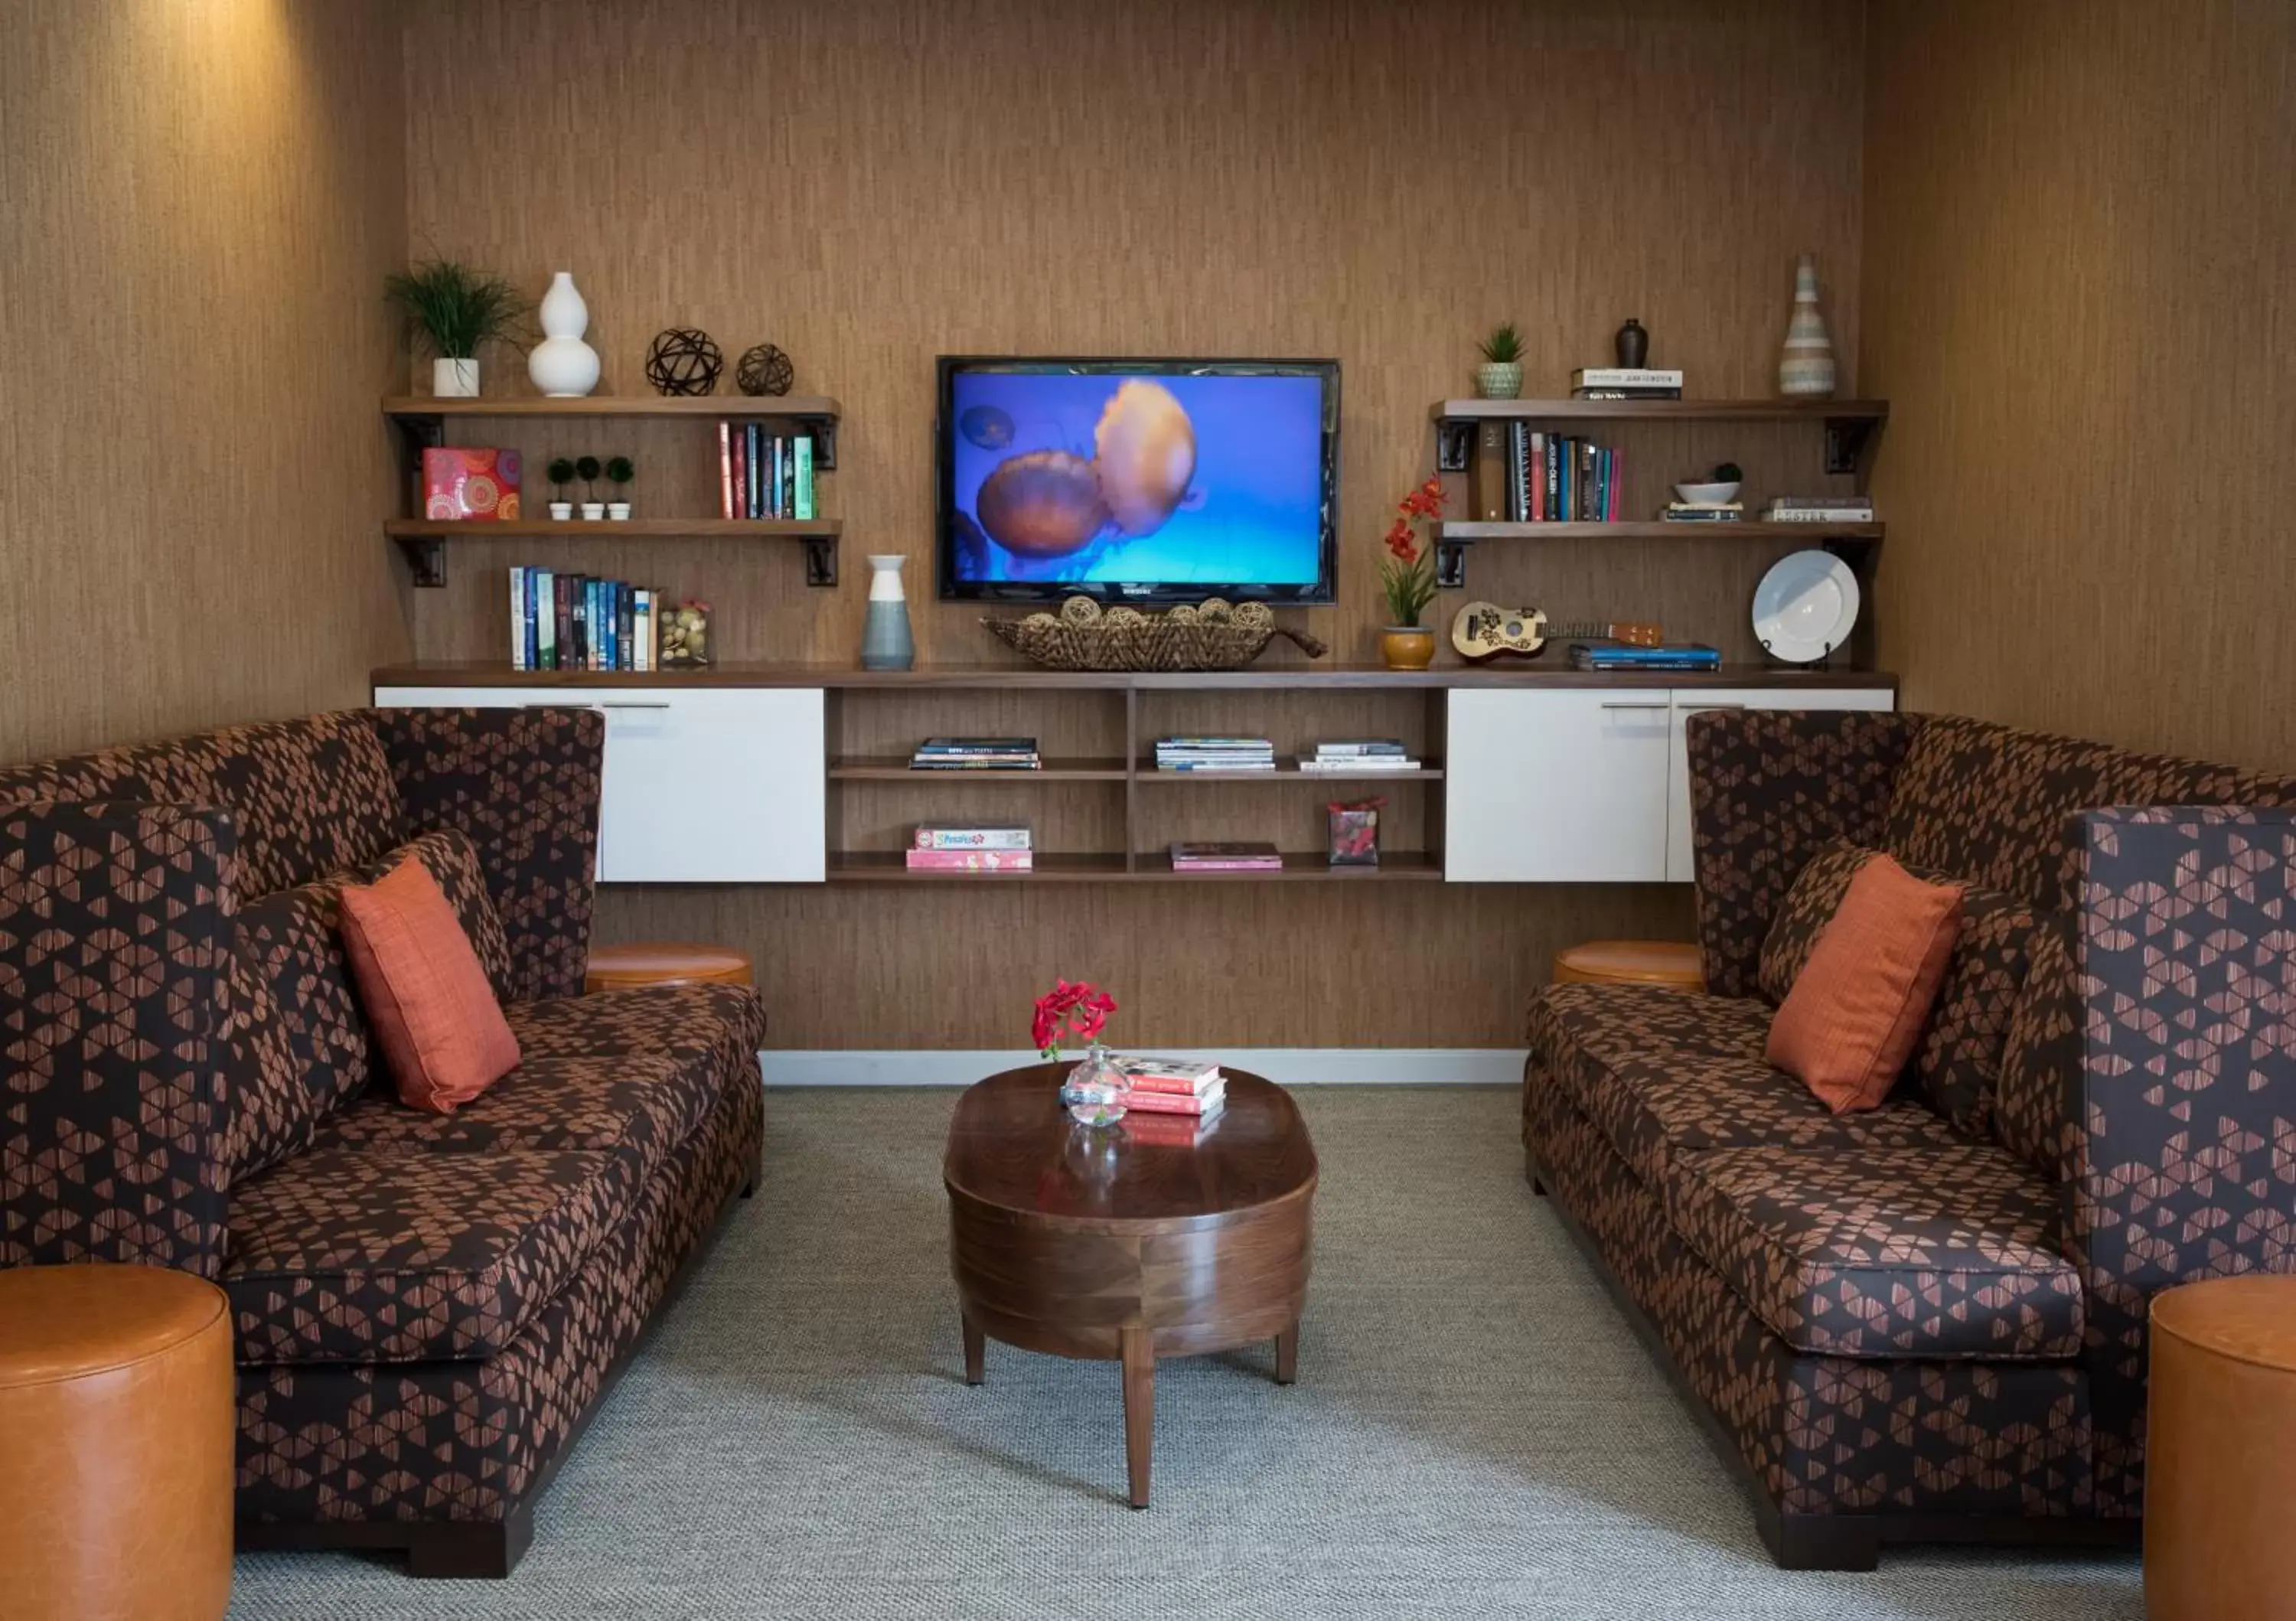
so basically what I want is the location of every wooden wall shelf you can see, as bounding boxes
[825,851,1441,883]
[384,518,843,587]
[373,660,1899,692]
[1430,396,1887,481]
[1437,520,1883,543]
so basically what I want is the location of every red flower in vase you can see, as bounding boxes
[1032,978,1117,1058]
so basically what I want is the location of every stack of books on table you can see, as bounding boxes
[1762,495,1876,524]
[1155,737,1274,773]
[1661,501,1744,523]
[1569,367,1684,400]
[1169,841,1283,872]
[909,737,1041,771]
[1302,739,1421,773]
[1107,1054,1227,1133]
[1569,642,1722,673]
[907,823,1031,872]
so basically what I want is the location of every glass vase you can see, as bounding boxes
[1057,1043,1128,1126]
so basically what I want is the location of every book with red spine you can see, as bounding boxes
[1105,1053,1222,1097]
[1123,1102,1225,1146]
[718,422,734,520]
[1118,1081,1225,1116]
[902,847,1032,872]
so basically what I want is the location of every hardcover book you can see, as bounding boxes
[914,824,1032,850]
[902,848,1033,872]
[1118,1080,1227,1116]
[1105,1054,1223,1096]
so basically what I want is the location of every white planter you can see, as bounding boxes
[548,501,573,520]
[607,501,631,521]
[432,357,479,397]
[579,502,606,521]
[528,271,601,397]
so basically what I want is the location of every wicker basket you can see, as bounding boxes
[982,597,1327,673]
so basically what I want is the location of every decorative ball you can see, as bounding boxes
[1233,601,1274,631]
[644,328,723,396]
[1059,595,1102,627]
[736,343,794,396]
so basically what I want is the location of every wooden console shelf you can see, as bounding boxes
[1437,519,1883,543]
[826,851,1441,883]
[373,661,1897,692]
[383,518,842,589]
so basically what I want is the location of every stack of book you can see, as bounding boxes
[1107,1054,1227,1134]
[1155,738,1274,773]
[909,738,1041,771]
[1662,500,1744,523]
[1763,495,1876,523]
[716,425,817,521]
[1302,739,1421,772]
[1568,641,1723,673]
[508,568,661,671]
[1569,367,1684,400]
[908,823,1031,872]
[1169,841,1283,872]
[1471,424,1624,523]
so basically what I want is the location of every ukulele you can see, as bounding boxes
[1450,600,1663,661]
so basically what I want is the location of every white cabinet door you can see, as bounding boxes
[371,685,827,884]
[1664,687,1895,882]
[1445,689,1673,882]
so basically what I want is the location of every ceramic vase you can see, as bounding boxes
[1380,626,1435,670]
[1473,362,1523,400]
[1777,253,1837,398]
[861,553,915,670]
[432,357,479,397]
[1615,318,1649,368]
[527,271,602,398]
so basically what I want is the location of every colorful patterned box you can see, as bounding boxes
[422,447,522,520]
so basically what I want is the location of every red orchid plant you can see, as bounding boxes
[1381,476,1448,628]
[1032,978,1116,1060]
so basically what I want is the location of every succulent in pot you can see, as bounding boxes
[1473,321,1524,400]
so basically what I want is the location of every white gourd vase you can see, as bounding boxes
[1777,253,1837,398]
[432,357,479,397]
[527,271,602,398]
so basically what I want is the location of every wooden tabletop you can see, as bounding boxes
[942,1064,1317,1231]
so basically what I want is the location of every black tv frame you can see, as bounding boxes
[934,355,1341,605]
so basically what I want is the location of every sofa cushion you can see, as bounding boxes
[1529,984,1962,1187]
[1665,1141,2084,1360]
[504,980,769,1076]
[338,855,521,1114]
[1756,840,1874,1003]
[223,1145,634,1365]
[1993,921,2077,1181]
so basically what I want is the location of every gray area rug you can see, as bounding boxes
[231,1086,2144,1619]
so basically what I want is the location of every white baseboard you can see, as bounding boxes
[758,1048,1525,1088]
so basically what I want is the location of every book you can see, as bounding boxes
[1571,387,1683,400]
[533,569,556,670]
[1763,503,1876,523]
[1300,757,1421,771]
[917,737,1038,754]
[1157,758,1274,772]
[1661,506,1745,523]
[719,422,735,520]
[903,848,1033,872]
[1118,1079,1227,1116]
[749,423,765,519]
[1169,841,1283,872]
[914,824,1032,851]
[1105,1053,1222,1096]
[617,585,634,672]
[1769,494,1877,510]
[1313,739,1407,756]
[909,758,1040,770]
[1570,642,1721,670]
[556,575,574,670]
[1469,419,1508,523]
[1122,1103,1225,1146]
[794,436,815,520]
[1571,367,1684,389]
[422,447,521,520]
[632,586,651,672]
[780,436,796,519]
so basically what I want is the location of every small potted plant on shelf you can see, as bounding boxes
[1035,979,1124,1126]
[383,258,523,398]
[1378,476,1447,670]
[1474,321,1524,400]
[545,456,576,520]
[575,455,605,520]
[605,455,634,520]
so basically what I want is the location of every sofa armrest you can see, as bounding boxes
[0,801,236,1277]
[1684,708,1924,996]
[369,706,605,1003]
[2068,806,2296,1514]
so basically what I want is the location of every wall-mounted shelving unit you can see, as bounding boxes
[1429,397,1888,476]
[382,396,843,586]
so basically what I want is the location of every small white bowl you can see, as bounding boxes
[1673,481,1742,506]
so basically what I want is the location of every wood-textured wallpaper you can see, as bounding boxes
[400,0,1869,1047]
[1863,0,2296,772]
[0,0,412,765]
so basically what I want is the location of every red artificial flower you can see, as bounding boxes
[1033,978,1117,1058]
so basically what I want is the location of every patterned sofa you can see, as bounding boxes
[1523,709,2296,1569]
[0,709,765,1577]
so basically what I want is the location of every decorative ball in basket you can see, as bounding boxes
[983,595,1326,673]
[644,328,723,396]
[657,600,712,667]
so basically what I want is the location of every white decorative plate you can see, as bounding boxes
[1752,550,1859,664]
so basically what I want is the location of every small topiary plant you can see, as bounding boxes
[546,457,576,504]
[1477,322,1523,364]
[575,455,602,502]
[605,455,634,491]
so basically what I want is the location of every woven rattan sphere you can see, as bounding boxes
[645,328,722,396]
[736,343,794,396]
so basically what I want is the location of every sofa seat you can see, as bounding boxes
[1530,983,1962,1186]
[1665,1142,2084,1360]
[505,981,768,1072]
[224,1146,636,1365]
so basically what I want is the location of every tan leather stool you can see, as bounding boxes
[2147,1277,2296,1619]
[0,1264,233,1621]
[1551,939,1704,992]
[585,941,754,994]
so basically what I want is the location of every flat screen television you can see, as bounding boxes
[936,357,1339,604]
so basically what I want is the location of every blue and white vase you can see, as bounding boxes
[861,554,915,670]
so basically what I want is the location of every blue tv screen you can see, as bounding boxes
[936,357,1339,604]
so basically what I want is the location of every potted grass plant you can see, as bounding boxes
[605,455,635,520]
[1474,321,1524,400]
[1378,476,1448,669]
[384,259,523,398]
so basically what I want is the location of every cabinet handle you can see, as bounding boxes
[1599,700,1671,712]
[1680,702,1746,711]
[596,701,671,710]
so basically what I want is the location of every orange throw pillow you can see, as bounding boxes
[338,856,520,1114]
[1766,854,1963,1114]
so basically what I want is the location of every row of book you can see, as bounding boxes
[909,737,1040,771]
[1568,641,1721,673]
[1569,367,1684,400]
[1156,737,1273,773]
[908,822,1031,871]
[1471,423,1625,524]
[717,425,817,522]
[508,566,664,671]
[1169,840,1282,872]
[1303,739,1421,772]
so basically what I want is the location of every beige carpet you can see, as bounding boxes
[230,1085,2144,1619]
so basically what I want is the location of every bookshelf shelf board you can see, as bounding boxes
[826,852,1128,882]
[1429,398,1887,425]
[830,755,1129,781]
[1137,851,1442,881]
[383,395,841,423]
[386,518,841,589]
[1437,520,1883,543]
[1137,758,1445,781]
[823,851,1441,882]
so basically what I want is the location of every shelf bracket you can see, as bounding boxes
[1823,415,1878,477]
[803,534,839,588]
[1434,537,1469,589]
[394,533,448,589]
[1434,417,1474,474]
[801,413,837,471]
[390,413,448,587]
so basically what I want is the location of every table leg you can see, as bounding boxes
[1274,1321,1298,1385]
[1120,1326,1154,1509]
[963,1312,985,1386]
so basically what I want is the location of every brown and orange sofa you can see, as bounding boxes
[1525,710,2296,1568]
[0,708,763,1577]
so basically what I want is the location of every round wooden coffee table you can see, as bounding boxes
[944,1063,1317,1508]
